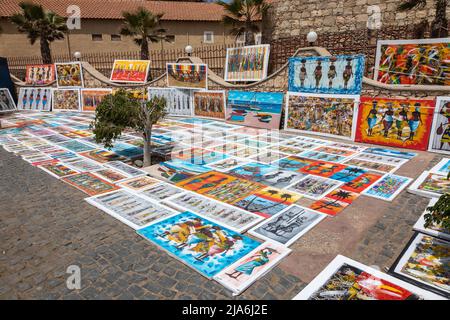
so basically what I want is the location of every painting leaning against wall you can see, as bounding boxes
[428,96,450,154]
[193,90,226,120]
[166,63,208,90]
[224,44,270,82]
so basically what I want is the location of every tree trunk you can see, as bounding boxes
[431,0,448,37]
[143,128,152,167]
[140,37,150,60]
[40,38,52,64]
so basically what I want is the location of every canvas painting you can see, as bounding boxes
[117,176,161,192]
[110,60,151,83]
[285,92,359,140]
[86,189,178,230]
[362,174,412,201]
[408,171,450,198]
[287,175,342,200]
[165,192,263,233]
[429,96,450,154]
[62,172,119,196]
[193,90,226,120]
[341,172,384,193]
[310,191,355,216]
[55,62,84,87]
[363,147,417,160]
[0,88,17,113]
[329,166,367,183]
[274,156,316,171]
[429,158,450,175]
[154,159,211,183]
[229,162,278,182]
[343,157,399,174]
[391,233,449,297]
[138,182,184,202]
[298,150,346,163]
[355,97,435,151]
[355,152,408,166]
[38,162,79,179]
[57,140,96,153]
[224,44,270,82]
[294,255,443,300]
[52,89,81,111]
[413,198,450,241]
[81,88,112,112]
[148,87,192,116]
[207,157,250,172]
[64,158,103,172]
[17,88,52,111]
[226,91,284,130]
[137,211,261,279]
[104,161,147,177]
[25,64,55,85]
[288,55,365,94]
[214,241,291,296]
[255,170,306,189]
[166,63,207,89]
[249,205,326,247]
[250,151,289,164]
[92,168,130,183]
[79,149,126,163]
[300,161,347,178]
[374,38,450,86]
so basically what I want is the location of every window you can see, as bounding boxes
[110,34,121,41]
[255,33,262,45]
[91,34,103,41]
[203,31,214,44]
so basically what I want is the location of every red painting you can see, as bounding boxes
[341,173,384,193]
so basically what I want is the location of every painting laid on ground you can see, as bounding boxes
[25,64,55,85]
[288,55,365,95]
[17,88,52,111]
[81,89,112,112]
[285,93,359,140]
[0,88,17,113]
[224,44,270,82]
[193,90,226,120]
[55,62,84,88]
[226,91,284,130]
[166,63,207,89]
[374,38,450,86]
[429,96,450,154]
[355,97,435,151]
[110,60,151,84]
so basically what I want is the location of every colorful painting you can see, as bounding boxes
[207,157,250,172]
[226,91,284,130]
[224,44,270,82]
[363,147,417,160]
[55,62,84,87]
[355,152,408,166]
[117,176,160,192]
[64,159,103,172]
[255,170,306,189]
[173,147,227,165]
[81,88,112,112]
[294,255,442,300]
[154,159,211,183]
[110,60,151,83]
[104,161,147,177]
[62,172,119,196]
[288,55,365,94]
[392,234,449,296]
[137,211,261,279]
[341,172,384,193]
[355,97,435,151]
[310,190,354,216]
[249,205,326,246]
[214,241,291,295]
[148,87,192,116]
[138,182,183,202]
[193,90,226,119]
[343,157,398,174]
[287,175,342,200]
[414,198,450,241]
[86,189,178,230]
[57,140,96,153]
[166,63,207,89]
[329,166,367,183]
[229,162,278,181]
[25,64,55,85]
[52,89,81,111]
[430,158,450,175]
[429,96,450,154]
[0,88,17,113]
[274,156,316,171]
[38,162,78,178]
[250,151,289,164]
[17,88,52,111]
[374,38,450,86]
[285,92,359,140]
[300,161,347,178]
[79,149,126,163]
[362,174,412,201]
[408,171,450,198]
[92,168,130,183]
[298,150,346,163]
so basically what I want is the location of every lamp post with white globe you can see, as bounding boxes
[185,45,193,57]
[73,51,82,61]
[307,31,318,46]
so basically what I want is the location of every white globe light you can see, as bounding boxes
[73,51,82,59]
[306,31,318,44]
[185,45,193,55]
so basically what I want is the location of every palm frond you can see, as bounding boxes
[397,0,427,11]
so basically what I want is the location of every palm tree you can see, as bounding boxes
[120,7,170,60]
[10,2,67,64]
[218,0,271,46]
[313,190,352,211]
[398,0,448,38]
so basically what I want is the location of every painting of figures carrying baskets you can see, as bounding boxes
[17,88,52,111]
[374,38,450,86]
[193,91,226,120]
[288,55,365,94]
[166,63,207,89]
[285,93,359,140]
[110,60,150,83]
[355,97,435,151]
[429,97,450,154]
[25,64,55,85]
[55,62,84,88]
[224,44,270,82]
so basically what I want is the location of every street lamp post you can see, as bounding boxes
[307,31,318,47]
[73,51,82,61]
[185,45,193,57]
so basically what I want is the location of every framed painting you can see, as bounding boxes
[193,90,226,120]
[428,97,450,154]
[148,87,192,116]
[137,211,261,279]
[110,60,151,84]
[81,88,112,112]
[226,91,284,130]
[362,174,412,201]
[166,63,208,89]
[55,62,84,88]
[429,158,450,175]
[374,38,450,86]
[224,44,270,82]
[52,89,81,111]
[61,172,120,196]
[390,233,449,298]
[0,88,17,113]
[355,97,435,151]
[287,175,342,200]
[293,255,443,300]
[249,205,326,247]
[214,241,291,296]
[285,92,359,140]
[17,88,52,111]
[288,55,365,94]
[413,198,450,241]
[408,171,450,198]
[25,64,55,85]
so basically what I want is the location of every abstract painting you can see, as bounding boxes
[17,88,52,111]
[0,88,17,113]
[428,96,450,154]
[224,44,270,82]
[288,55,365,94]
[55,62,84,87]
[81,88,112,112]
[408,171,450,198]
[193,90,226,120]
[362,174,412,201]
[287,175,342,200]
[166,63,207,89]
[285,92,359,140]
[355,97,435,151]
[137,211,261,279]
[52,89,81,111]
[62,172,119,196]
[110,60,151,83]
[25,64,55,85]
